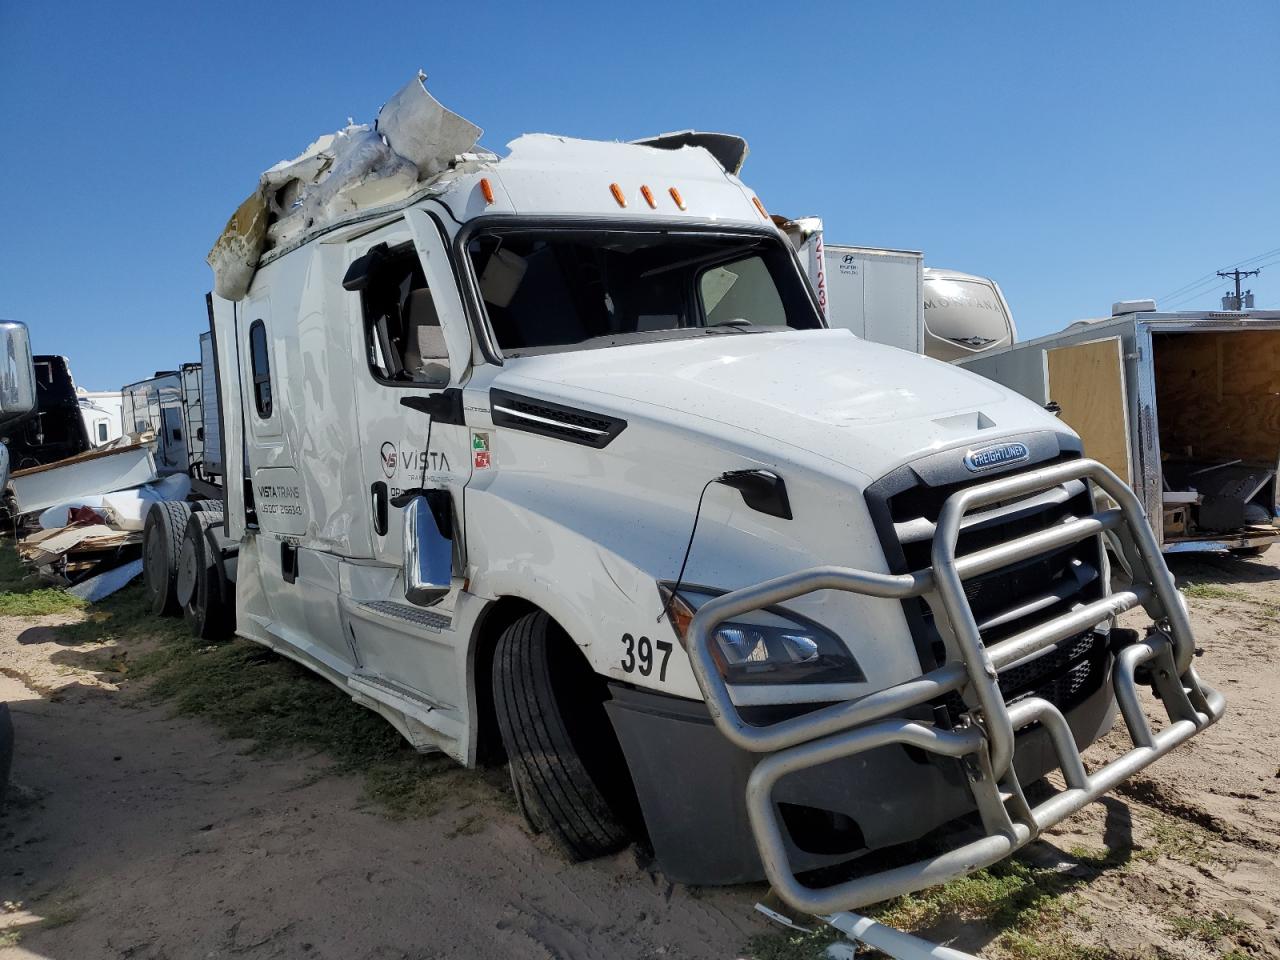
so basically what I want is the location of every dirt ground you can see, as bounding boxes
[1,553,1277,960]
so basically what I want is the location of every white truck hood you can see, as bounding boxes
[494,329,1067,483]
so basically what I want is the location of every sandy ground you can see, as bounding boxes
[1,554,1278,960]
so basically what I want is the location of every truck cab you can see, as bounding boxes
[198,80,1221,914]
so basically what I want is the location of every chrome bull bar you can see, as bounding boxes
[685,459,1225,917]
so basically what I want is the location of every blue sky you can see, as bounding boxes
[2,1,1277,390]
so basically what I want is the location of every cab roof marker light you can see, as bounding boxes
[640,184,657,209]
[479,178,495,205]
[669,186,687,211]
[609,182,628,208]
[752,196,769,220]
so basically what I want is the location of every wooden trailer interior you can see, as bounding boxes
[1152,330,1280,543]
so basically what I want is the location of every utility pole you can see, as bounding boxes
[1218,268,1260,310]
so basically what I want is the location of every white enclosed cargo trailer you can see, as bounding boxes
[958,306,1280,554]
[823,245,925,354]
[144,75,1223,922]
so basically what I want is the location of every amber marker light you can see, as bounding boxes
[669,186,687,211]
[609,182,628,207]
[752,196,769,220]
[479,178,495,205]
[640,184,657,209]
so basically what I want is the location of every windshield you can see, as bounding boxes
[466,228,823,356]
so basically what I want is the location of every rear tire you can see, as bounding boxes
[181,513,232,641]
[143,501,193,616]
[492,611,632,861]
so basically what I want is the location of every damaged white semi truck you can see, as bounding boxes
[174,74,1223,917]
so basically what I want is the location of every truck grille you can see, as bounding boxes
[866,442,1108,719]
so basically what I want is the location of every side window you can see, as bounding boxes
[700,255,788,327]
[249,320,273,418]
[358,243,451,387]
[97,421,108,442]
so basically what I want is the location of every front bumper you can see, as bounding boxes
[658,459,1225,915]
[606,668,1117,886]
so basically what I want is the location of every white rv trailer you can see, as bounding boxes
[923,268,1017,362]
[147,76,1222,921]
[958,304,1280,554]
[121,372,188,473]
[77,388,124,447]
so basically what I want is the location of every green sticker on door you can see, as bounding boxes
[472,432,491,469]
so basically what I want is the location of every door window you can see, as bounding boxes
[357,243,451,386]
[249,320,273,418]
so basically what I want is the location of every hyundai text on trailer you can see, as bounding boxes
[169,74,1223,916]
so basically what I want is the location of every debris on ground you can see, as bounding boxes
[5,435,192,601]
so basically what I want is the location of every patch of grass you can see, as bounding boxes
[1168,911,1247,944]
[743,925,840,960]
[0,929,23,947]
[1133,812,1223,866]
[746,851,1127,960]
[59,583,509,818]
[0,544,85,616]
[1179,583,1249,602]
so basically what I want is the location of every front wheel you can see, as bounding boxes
[492,611,634,860]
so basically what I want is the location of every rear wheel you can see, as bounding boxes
[492,611,634,860]
[181,513,233,641]
[143,501,193,616]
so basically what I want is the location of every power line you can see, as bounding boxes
[1156,245,1280,303]
[1162,253,1280,310]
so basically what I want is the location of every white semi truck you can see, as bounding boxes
[147,76,1223,918]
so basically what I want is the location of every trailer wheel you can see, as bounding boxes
[181,513,233,641]
[1230,544,1272,558]
[143,501,193,616]
[492,611,633,861]
[192,499,223,514]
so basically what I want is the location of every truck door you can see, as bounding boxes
[1046,337,1132,484]
[346,211,472,569]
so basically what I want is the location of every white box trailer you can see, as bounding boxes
[139,75,1224,925]
[824,245,925,354]
[958,307,1280,554]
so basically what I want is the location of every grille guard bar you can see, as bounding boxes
[684,459,1225,916]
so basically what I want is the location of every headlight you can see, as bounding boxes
[660,584,865,685]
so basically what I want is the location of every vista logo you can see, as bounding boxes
[963,441,1030,472]
[380,441,398,478]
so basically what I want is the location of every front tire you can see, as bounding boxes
[492,611,633,860]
